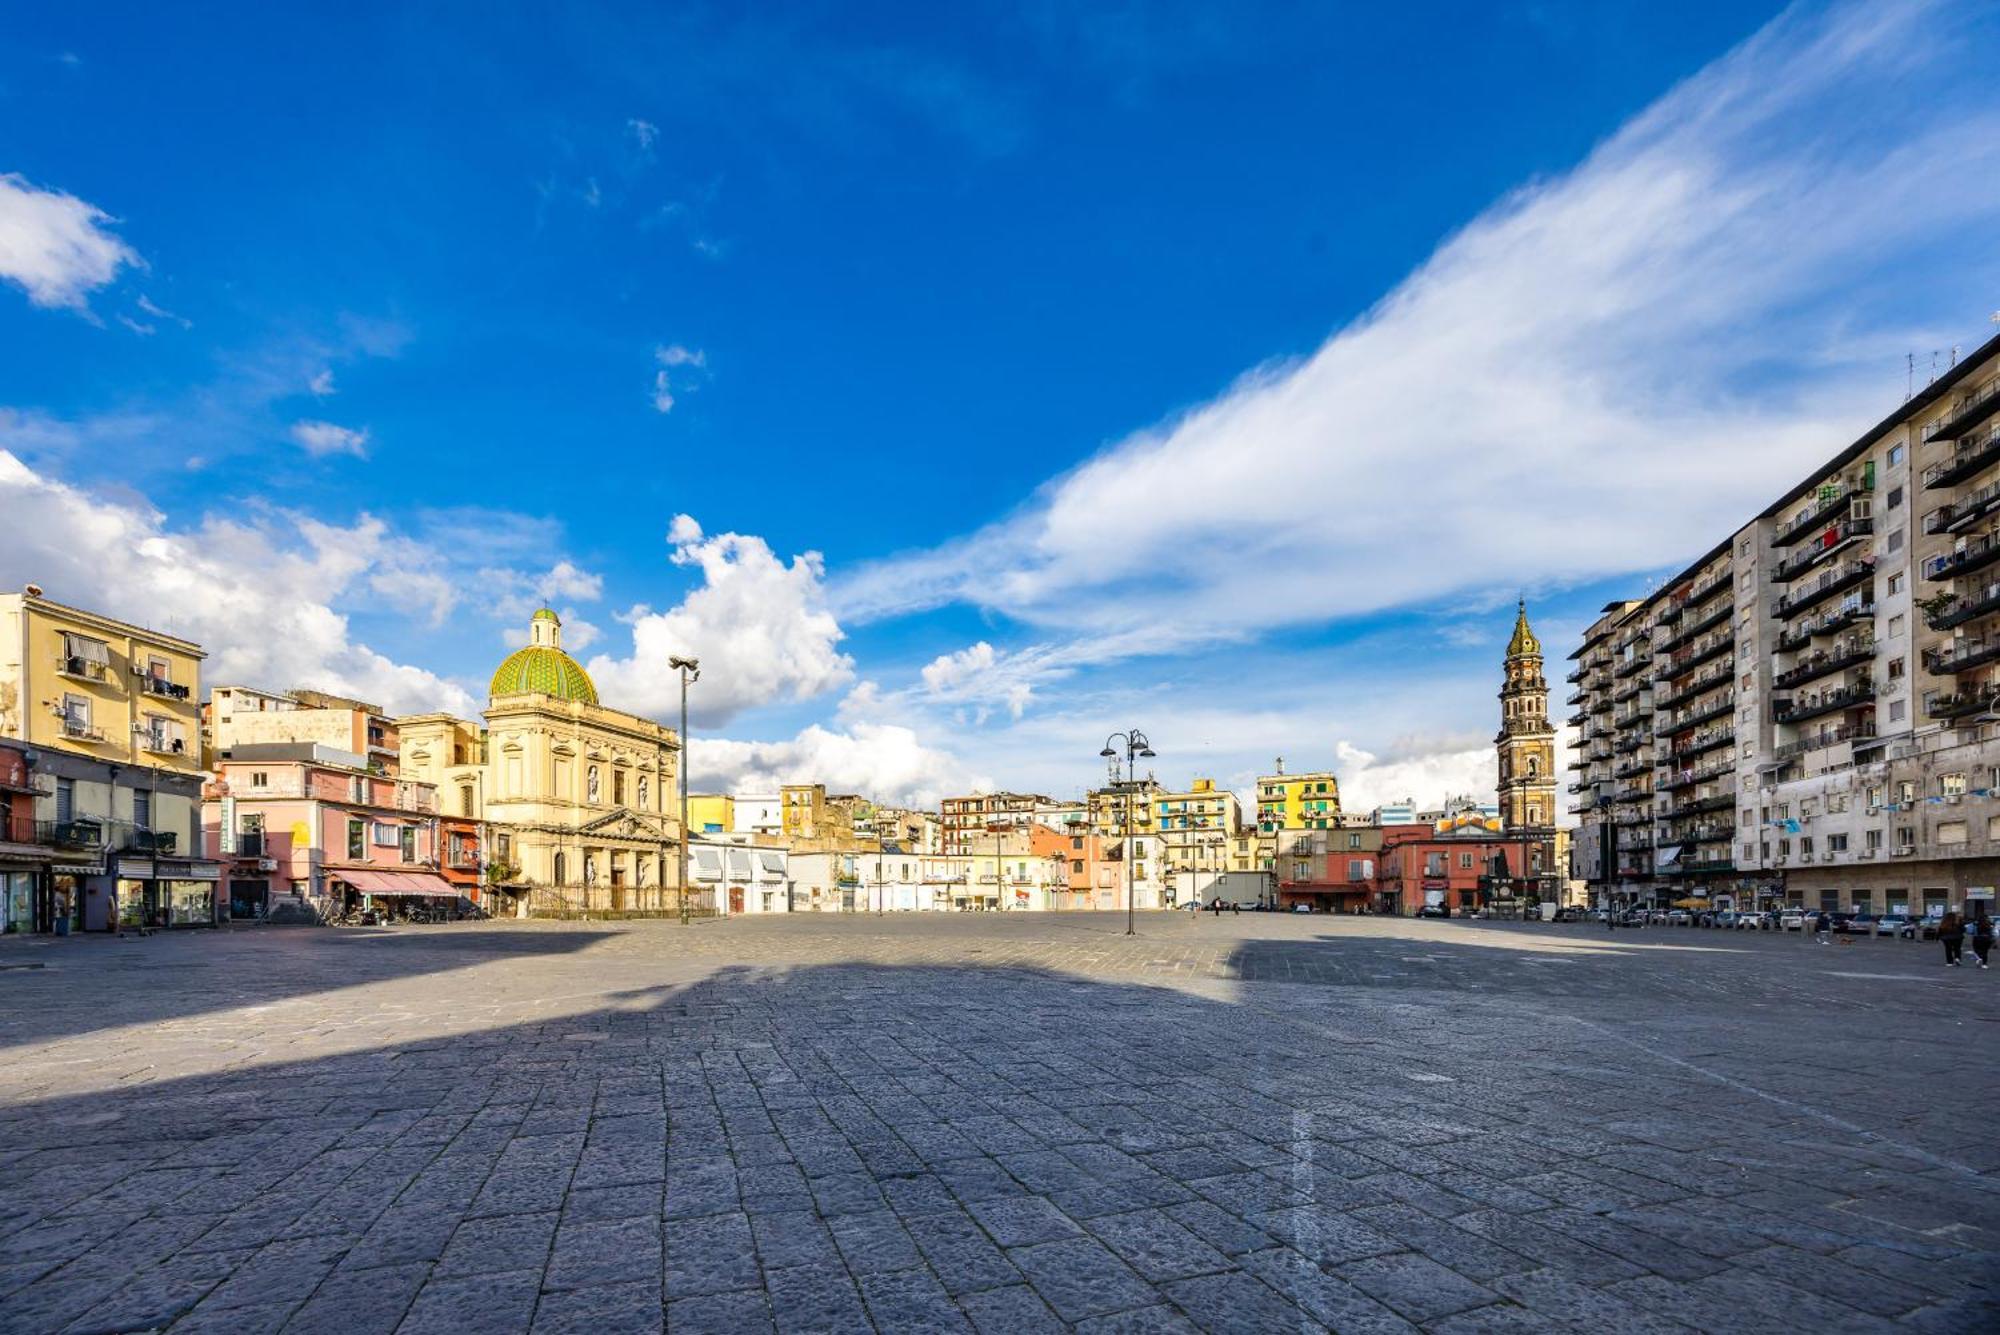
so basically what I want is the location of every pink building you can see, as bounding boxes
[202,744,459,921]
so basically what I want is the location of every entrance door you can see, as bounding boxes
[729,886,744,914]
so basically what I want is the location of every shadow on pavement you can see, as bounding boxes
[1,953,1996,1334]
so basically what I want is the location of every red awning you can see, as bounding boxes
[332,869,459,897]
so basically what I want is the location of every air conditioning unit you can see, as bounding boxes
[255,857,278,872]
[1946,795,1963,805]
[1857,849,1877,859]
[1799,852,1814,863]
[1890,846,1916,857]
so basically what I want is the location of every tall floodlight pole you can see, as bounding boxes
[671,656,700,924]
[1101,730,1156,936]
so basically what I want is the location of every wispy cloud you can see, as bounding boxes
[0,173,142,312]
[651,342,707,413]
[288,419,369,458]
[834,2,2000,652]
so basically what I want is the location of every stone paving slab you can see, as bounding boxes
[0,912,1997,1331]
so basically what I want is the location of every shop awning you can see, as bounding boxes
[333,869,459,897]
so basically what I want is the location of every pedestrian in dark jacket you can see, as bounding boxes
[1971,910,1995,970]
[1940,912,1965,967]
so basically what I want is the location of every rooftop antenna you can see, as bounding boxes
[1274,755,1284,776]
[1906,352,1915,401]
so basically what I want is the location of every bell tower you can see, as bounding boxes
[1496,600,1556,835]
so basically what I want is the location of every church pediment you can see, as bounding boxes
[576,807,671,841]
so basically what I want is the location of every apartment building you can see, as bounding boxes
[1254,765,1342,833]
[1572,331,2000,919]
[210,685,399,775]
[938,790,1050,855]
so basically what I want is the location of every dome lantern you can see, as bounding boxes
[491,610,598,704]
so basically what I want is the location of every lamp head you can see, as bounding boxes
[1138,747,1156,759]
[1099,746,1117,758]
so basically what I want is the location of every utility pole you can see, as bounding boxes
[671,656,699,924]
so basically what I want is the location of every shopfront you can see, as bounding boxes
[0,867,37,933]
[113,856,223,929]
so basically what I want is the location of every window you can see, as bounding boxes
[372,822,398,846]
[251,771,269,789]
[1347,833,1361,849]
[1867,785,1885,809]
[460,784,474,816]
[1071,836,1083,850]
[347,819,365,859]
[1888,657,1904,680]
[1827,833,1848,852]
[1887,486,1902,509]
[1897,781,1916,804]
[59,692,92,736]
[1988,815,2000,841]
[1800,836,1813,856]
[1070,859,1083,873]
[1739,572,1753,590]
[1866,828,1883,850]
[59,632,111,679]
[1938,821,1968,846]
[133,788,151,829]
[1889,700,1907,722]
[1850,889,1874,913]
[1942,773,1967,796]
[497,833,512,862]
[1887,573,1904,596]
[400,826,417,862]
[1887,529,1903,553]
[1888,443,1904,466]
[350,776,365,803]
[613,769,626,806]
[1458,852,1473,869]
[1889,614,1905,637]
[1896,826,1915,849]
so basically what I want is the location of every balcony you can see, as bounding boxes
[1924,638,2000,677]
[1771,518,1872,583]
[1658,602,1732,654]
[1775,600,1875,652]
[1653,661,1735,712]
[58,719,108,744]
[1773,559,1873,619]
[1564,689,1588,708]
[1613,652,1653,679]
[1662,794,1733,821]
[1771,722,1874,762]
[1614,708,1650,732]
[1666,631,1734,676]
[1922,421,2000,488]
[1656,693,1735,737]
[1925,379,2000,445]
[141,732,191,758]
[54,654,114,684]
[126,827,179,854]
[35,819,106,849]
[1774,679,1875,725]
[1666,727,1734,764]
[1923,530,2000,583]
[1774,486,1868,547]
[1925,580,2000,632]
[1924,473,2000,537]
[138,676,192,701]
[1773,639,1875,690]
[1687,570,1732,605]
[1565,712,1587,729]
[1660,758,1734,792]
[1613,734,1646,755]
[1923,684,2000,721]
[1612,758,1652,781]
[1611,676,1649,704]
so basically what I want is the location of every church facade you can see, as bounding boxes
[399,609,685,915]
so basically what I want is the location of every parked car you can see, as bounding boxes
[1840,913,1877,936]
[1874,915,1912,938]
[1552,907,1583,923]
[1290,903,1313,913]
[1779,911,1807,931]
[1618,910,1647,926]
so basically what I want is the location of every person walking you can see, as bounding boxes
[1940,911,1964,967]
[1971,909,1995,970]
[1814,910,1833,945]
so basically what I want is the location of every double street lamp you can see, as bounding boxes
[671,655,699,925]
[1100,729,1156,936]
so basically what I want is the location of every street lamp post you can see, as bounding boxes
[670,655,699,924]
[1100,730,1155,937]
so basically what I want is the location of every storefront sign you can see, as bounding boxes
[1969,886,1996,901]
[219,797,236,855]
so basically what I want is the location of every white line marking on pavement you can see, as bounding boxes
[1828,972,1939,981]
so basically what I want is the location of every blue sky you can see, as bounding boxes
[3,2,1998,808]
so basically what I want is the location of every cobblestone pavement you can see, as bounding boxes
[1,912,1996,1333]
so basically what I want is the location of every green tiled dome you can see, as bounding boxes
[491,609,598,704]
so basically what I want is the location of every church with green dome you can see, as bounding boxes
[490,608,599,704]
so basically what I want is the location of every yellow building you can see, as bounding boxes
[0,589,204,774]
[399,609,683,915]
[1255,765,1341,834]
[1152,778,1239,876]
[687,794,734,836]
[0,588,219,932]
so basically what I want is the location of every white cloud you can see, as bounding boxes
[628,118,659,150]
[137,294,189,329]
[484,559,607,623]
[0,450,475,716]
[651,344,708,414]
[309,369,336,397]
[919,641,1035,721]
[288,419,369,458]
[834,2,2000,648]
[692,723,981,806]
[0,173,141,311]
[587,516,853,726]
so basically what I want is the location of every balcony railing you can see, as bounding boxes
[1659,758,1734,792]
[59,719,107,744]
[1773,559,1874,619]
[1925,581,2000,632]
[1771,722,1875,762]
[1656,693,1735,737]
[1774,679,1875,725]
[1772,518,1872,584]
[1923,530,2000,583]
[1666,726,1734,764]
[139,677,192,701]
[1657,602,1732,654]
[1653,660,1735,712]
[1923,684,2000,721]
[1922,420,2000,488]
[1776,599,1875,652]
[54,654,113,683]
[1924,473,2000,537]
[1773,639,1875,690]
[1774,485,1868,547]
[31,819,181,854]
[1687,570,1732,605]
[1924,379,2000,445]
[1665,630,1734,676]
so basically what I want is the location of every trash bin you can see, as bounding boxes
[54,917,69,937]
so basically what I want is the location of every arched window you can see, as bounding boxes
[553,851,566,884]
[1526,757,1539,778]
[587,765,601,803]
[460,784,475,817]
